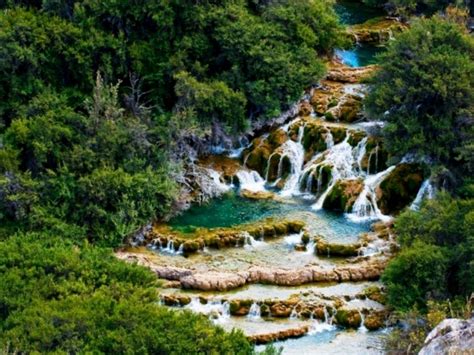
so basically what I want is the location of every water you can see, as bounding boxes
[334,0,385,25]
[258,329,385,354]
[168,193,370,242]
[335,44,385,67]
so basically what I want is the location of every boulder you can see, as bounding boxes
[376,163,425,214]
[419,318,474,355]
[323,179,364,212]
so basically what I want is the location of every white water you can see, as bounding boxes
[358,311,368,333]
[247,303,262,321]
[346,166,395,222]
[410,179,435,210]
[242,232,266,249]
[186,298,231,324]
[279,125,306,197]
[236,170,266,192]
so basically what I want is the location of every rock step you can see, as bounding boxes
[247,324,310,345]
[162,294,387,330]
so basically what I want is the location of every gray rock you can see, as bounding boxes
[419,317,474,355]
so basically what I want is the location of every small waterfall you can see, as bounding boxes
[358,311,368,333]
[347,166,395,222]
[247,302,262,320]
[186,298,230,324]
[242,232,266,249]
[284,231,304,247]
[354,137,368,174]
[305,240,316,255]
[312,136,357,210]
[325,131,334,149]
[279,125,306,197]
[410,179,435,210]
[236,170,266,192]
[290,308,299,320]
[309,306,336,334]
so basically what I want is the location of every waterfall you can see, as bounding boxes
[354,137,368,174]
[284,232,304,247]
[290,308,299,320]
[346,166,395,222]
[236,170,266,192]
[242,232,266,249]
[279,125,306,197]
[358,311,368,333]
[305,240,316,255]
[186,298,230,324]
[247,302,262,320]
[410,179,435,210]
[325,131,334,149]
[312,136,357,210]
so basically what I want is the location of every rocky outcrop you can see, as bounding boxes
[419,318,474,355]
[326,62,378,83]
[315,237,361,257]
[118,250,388,291]
[323,179,364,212]
[349,18,407,44]
[181,272,248,291]
[146,218,305,254]
[376,163,425,214]
[248,325,310,345]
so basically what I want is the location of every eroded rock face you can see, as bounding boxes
[349,18,407,44]
[326,62,378,83]
[323,179,364,212]
[315,237,361,257]
[180,271,249,291]
[419,318,474,355]
[376,163,425,214]
[248,325,310,345]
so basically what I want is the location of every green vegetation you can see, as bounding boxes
[382,193,473,311]
[369,16,474,354]
[366,17,474,176]
[0,234,254,353]
[0,1,344,352]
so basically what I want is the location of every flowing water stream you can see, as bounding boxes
[145,3,435,353]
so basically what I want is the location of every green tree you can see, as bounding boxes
[365,17,474,174]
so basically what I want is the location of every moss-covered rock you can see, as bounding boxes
[329,126,347,144]
[376,163,425,215]
[360,137,389,174]
[349,17,407,44]
[302,123,328,158]
[335,309,362,328]
[364,312,386,330]
[301,164,332,195]
[348,130,366,147]
[323,179,364,212]
[315,238,361,257]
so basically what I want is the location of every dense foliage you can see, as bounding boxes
[0,234,255,353]
[366,17,474,177]
[382,192,473,311]
[0,0,345,247]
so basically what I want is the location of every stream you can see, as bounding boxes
[125,2,430,354]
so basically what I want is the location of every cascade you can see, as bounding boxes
[284,232,304,247]
[290,308,299,320]
[358,311,368,333]
[312,136,358,210]
[354,137,368,173]
[236,170,266,192]
[247,302,262,320]
[325,131,334,149]
[347,165,395,222]
[410,179,435,210]
[242,232,266,249]
[279,125,306,197]
[305,240,316,255]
